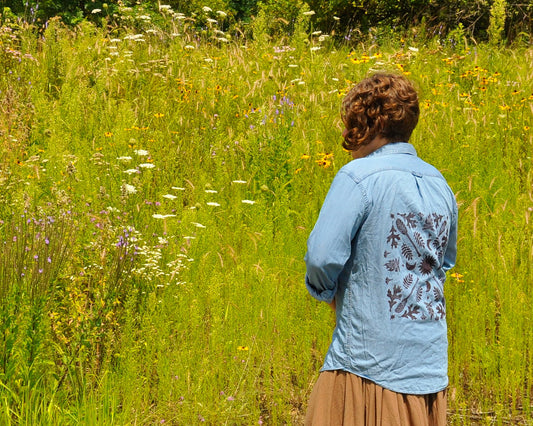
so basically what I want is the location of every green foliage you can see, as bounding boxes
[0,10,532,424]
[488,0,507,45]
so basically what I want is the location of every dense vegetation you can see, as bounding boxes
[2,0,533,43]
[0,2,532,424]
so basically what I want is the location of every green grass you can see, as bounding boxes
[0,13,532,425]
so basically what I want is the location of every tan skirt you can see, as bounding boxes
[305,371,446,426]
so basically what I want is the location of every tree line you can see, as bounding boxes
[1,0,531,43]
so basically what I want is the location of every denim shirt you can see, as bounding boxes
[305,142,458,395]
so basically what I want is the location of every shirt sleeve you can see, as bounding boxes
[443,202,458,272]
[304,170,368,302]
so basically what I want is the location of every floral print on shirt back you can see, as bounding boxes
[385,212,450,321]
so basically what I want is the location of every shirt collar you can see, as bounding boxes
[365,142,417,159]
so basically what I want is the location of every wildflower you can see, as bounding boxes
[163,194,178,200]
[241,200,255,205]
[184,45,195,50]
[139,163,156,169]
[117,156,133,162]
[172,186,186,191]
[191,222,206,228]
[206,18,218,24]
[92,8,102,13]
[153,214,176,219]
[227,396,235,401]
[134,149,149,156]
[205,189,218,194]
[105,131,113,137]
[124,169,139,175]
[303,10,315,16]
[310,46,321,52]
[206,202,220,207]
[232,180,247,184]
[333,16,340,21]
[202,6,212,12]
[300,154,310,160]
[216,10,227,17]
[237,346,249,351]
[154,113,164,118]
[123,184,137,194]
[408,47,419,52]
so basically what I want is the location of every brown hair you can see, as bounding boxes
[341,73,420,151]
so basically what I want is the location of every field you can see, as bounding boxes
[0,10,532,425]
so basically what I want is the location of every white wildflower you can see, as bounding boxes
[232,180,247,184]
[288,64,299,68]
[134,149,149,156]
[191,222,206,228]
[159,4,172,10]
[184,45,195,50]
[206,18,218,24]
[206,202,220,207]
[310,46,321,51]
[408,46,419,52]
[123,184,137,194]
[117,156,133,162]
[172,186,186,191]
[303,10,315,16]
[109,38,121,43]
[333,16,340,21]
[91,8,102,14]
[183,236,196,240]
[124,169,139,175]
[202,6,212,12]
[153,214,176,219]
[216,10,227,17]
[217,37,229,43]
[204,189,218,193]
[241,199,256,205]
[311,31,322,36]
[139,163,155,169]
[163,194,178,200]
[138,15,151,21]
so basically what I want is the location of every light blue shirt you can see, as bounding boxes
[305,142,458,395]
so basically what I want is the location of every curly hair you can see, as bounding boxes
[341,73,420,151]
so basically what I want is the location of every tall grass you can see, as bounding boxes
[0,9,531,424]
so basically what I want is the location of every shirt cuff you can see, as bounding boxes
[305,274,336,303]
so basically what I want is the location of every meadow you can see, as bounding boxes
[0,7,532,425]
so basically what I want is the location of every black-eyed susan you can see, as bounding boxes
[154,112,164,118]
[237,345,249,351]
[105,131,113,137]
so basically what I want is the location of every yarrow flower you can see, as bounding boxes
[139,163,156,169]
[206,202,220,207]
[152,214,176,219]
[163,194,178,200]
[134,149,149,156]
[241,200,256,205]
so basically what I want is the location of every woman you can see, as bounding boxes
[305,73,458,426]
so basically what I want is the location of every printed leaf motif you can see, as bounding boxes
[436,304,446,319]
[403,274,413,289]
[401,244,413,261]
[423,216,434,231]
[385,258,400,272]
[425,302,435,318]
[419,255,436,275]
[399,212,417,228]
[432,213,443,227]
[438,220,448,237]
[387,225,401,248]
[416,287,423,302]
[387,285,403,309]
[402,304,420,320]
[433,286,443,302]
[414,232,425,249]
